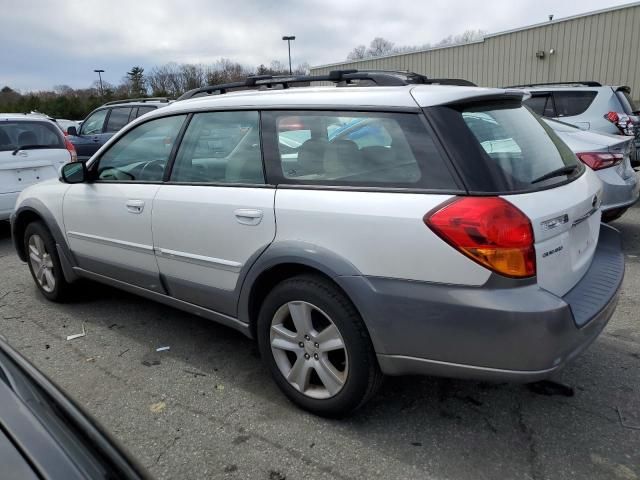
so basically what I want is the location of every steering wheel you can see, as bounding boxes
[139,160,166,180]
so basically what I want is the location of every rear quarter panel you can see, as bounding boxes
[274,189,492,285]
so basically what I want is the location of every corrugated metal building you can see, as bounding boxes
[310,2,640,99]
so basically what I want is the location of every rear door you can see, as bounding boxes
[455,102,601,296]
[152,110,275,316]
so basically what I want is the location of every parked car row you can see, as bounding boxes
[10,70,627,416]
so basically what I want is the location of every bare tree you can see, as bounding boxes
[347,45,367,61]
[367,37,395,57]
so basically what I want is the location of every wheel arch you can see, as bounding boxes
[238,242,366,340]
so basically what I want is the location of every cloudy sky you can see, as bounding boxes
[1,0,633,91]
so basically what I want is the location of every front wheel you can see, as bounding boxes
[257,274,382,417]
[24,222,71,302]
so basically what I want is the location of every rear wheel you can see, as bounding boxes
[602,207,628,223]
[257,274,382,417]
[24,222,71,302]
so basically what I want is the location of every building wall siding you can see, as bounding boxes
[310,4,640,100]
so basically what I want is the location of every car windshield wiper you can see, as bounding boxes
[531,165,578,184]
[12,145,52,155]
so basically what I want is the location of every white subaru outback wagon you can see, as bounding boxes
[11,71,624,416]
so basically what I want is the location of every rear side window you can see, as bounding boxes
[266,111,457,190]
[105,107,133,132]
[552,91,597,117]
[170,111,263,184]
[0,121,63,151]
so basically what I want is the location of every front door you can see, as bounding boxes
[72,108,110,161]
[152,111,275,315]
[63,114,187,291]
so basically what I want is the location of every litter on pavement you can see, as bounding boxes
[66,324,86,341]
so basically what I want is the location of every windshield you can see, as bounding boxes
[0,121,64,152]
[460,105,582,190]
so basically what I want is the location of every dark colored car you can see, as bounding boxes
[67,98,170,161]
[0,335,148,479]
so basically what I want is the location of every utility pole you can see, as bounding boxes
[282,36,296,74]
[93,69,105,96]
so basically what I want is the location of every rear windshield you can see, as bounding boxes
[426,102,583,193]
[615,90,639,115]
[0,121,64,152]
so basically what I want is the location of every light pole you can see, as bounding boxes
[282,36,295,74]
[93,69,105,96]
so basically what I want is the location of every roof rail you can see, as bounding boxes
[102,97,172,106]
[176,70,477,101]
[503,81,602,88]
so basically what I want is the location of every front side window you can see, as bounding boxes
[524,94,555,117]
[170,111,263,184]
[270,111,456,189]
[81,109,108,135]
[461,105,581,189]
[105,107,133,132]
[95,115,186,182]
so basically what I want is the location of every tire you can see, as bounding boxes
[602,207,628,223]
[257,274,382,417]
[24,222,71,302]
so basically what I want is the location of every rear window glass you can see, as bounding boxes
[269,111,457,190]
[0,121,63,151]
[615,90,639,115]
[552,91,597,117]
[461,105,581,190]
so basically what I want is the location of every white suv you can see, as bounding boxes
[11,71,625,416]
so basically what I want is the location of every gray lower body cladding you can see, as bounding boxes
[340,224,624,381]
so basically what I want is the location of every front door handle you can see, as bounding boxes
[126,200,145,214]
[234,208,263,226]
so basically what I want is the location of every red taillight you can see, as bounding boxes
[606,111,619,123]
[425,197,536,278]
[577,152,623,171]
[64,137,78,162]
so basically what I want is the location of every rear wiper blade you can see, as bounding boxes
[531,165,578,184]
[12,145,52,156]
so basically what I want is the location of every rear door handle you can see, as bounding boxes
[126,200,145,214]
[234,208,263,225]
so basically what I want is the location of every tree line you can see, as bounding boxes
[346,31,486,60]
[0,59,310,120]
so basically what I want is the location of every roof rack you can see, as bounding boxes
[503,81,602,88]
[177,70,477,101]
[102,97,172,106]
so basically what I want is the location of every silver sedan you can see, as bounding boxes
[546,118,639,222]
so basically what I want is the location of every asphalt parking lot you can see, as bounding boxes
[0,207,639,480]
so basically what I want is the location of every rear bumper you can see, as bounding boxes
[598,167,639,212]
[341,224,624,381]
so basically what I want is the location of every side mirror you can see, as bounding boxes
[67,126,78,136]
[60,161,87,184]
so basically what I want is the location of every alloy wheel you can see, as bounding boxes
[270,301,349,399]
[28,234,56,293]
